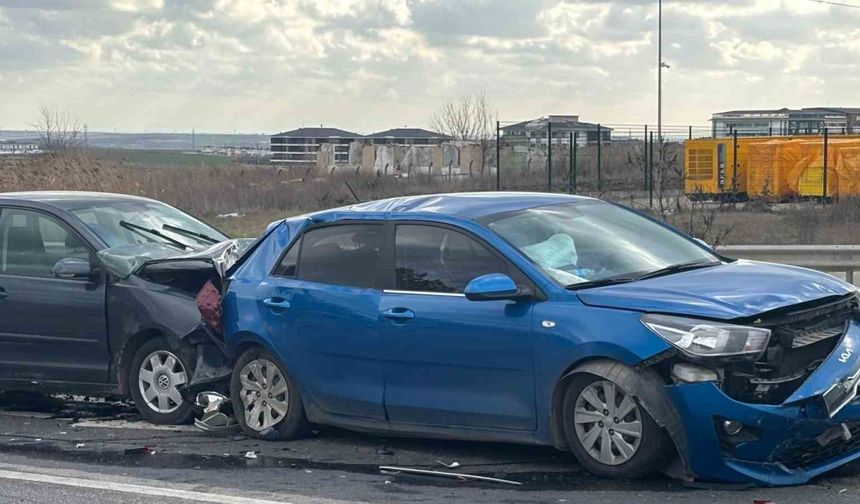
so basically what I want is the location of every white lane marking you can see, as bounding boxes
[0,468,292,504]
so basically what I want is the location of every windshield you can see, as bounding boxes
[66,200,229,250]
[484,201,718,287]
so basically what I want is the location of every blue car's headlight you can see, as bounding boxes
[641,314,771,358]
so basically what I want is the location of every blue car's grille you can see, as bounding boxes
[773,422,860,469]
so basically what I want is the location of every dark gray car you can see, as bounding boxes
[0,191,242,424]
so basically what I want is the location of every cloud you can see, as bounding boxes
[0,0,857,133]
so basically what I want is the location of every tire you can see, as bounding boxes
[230,346,308,440]
[562,372,671,479]
[128,337,195,425]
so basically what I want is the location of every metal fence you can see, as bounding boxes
[719,245,860,284]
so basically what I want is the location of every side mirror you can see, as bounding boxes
[52,257,93,279]
[465,273,529,301]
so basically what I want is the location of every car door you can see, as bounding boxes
[256,223,387,420]
[0,207,108,383]
[378,222,538,431]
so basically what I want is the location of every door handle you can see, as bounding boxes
[262,297,291,310]
[382,307,415,321]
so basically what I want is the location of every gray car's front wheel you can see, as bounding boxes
[128,337,195,425]
[562,372,671,479]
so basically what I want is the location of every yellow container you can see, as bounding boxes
[684,137,770,197]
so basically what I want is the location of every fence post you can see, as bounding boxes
[496,121,501,191]
[547,121,553,192]
[568,132,574,194]
[648,131,654,207]
[688,125,692,140]
[769,125,773,137]
[644,125,648,192]
[597,123,602,193]
[572,132,579,194]
[823,127,829,202]
[732,129,739,196]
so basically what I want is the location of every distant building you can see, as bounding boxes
[501,115,612,144]
[365,128,451,145]
[711,107,860,137]
[270,127,361,165]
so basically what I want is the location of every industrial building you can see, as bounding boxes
[711,107,860,137]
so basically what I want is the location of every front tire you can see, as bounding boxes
[128,337,195,425]
[562,373,671,479]
[230,346,308,440]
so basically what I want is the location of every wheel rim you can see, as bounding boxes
[238,359,290,432]
[138,350,187,414]
[573,379,643,466]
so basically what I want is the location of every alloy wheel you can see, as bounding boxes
[573,379,643,466]
[138,350,187,414]
[238,358,290,432]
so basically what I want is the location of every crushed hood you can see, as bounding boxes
[576,260,856,320]
[98,239,255,279]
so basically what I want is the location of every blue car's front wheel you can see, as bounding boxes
[230,347,309,440]
[563,372,671,479]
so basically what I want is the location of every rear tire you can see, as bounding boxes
[230,346,308,440]
[562,372,671,479]
[128,337,195,425]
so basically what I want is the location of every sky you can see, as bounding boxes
[0,0,858,134]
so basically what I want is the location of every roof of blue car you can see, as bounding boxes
[339,192,594,219]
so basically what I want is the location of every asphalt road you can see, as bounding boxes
[1,395,860,503]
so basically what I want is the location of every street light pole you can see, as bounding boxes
[657,0,662,144]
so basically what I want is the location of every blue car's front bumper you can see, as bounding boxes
[668,381,860,486]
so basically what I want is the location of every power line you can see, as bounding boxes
[807,0,860,8]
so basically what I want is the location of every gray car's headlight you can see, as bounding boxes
[641,314,770,358]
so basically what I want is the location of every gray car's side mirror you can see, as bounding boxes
[465,273,531,301]
[52,257,93,279]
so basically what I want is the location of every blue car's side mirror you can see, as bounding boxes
[464,273,529,302]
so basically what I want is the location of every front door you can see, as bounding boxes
[379,223,537,431]
[256,223,387,420]
[0,207,107,383]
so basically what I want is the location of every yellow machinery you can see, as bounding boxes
[685,136,860,200]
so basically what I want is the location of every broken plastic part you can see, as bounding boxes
[193,392,238,434]
[98,239,255,279]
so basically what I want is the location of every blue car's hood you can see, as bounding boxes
[576,260,856,320]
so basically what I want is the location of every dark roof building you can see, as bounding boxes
[501,115,612,144]
[270,127,361,164]
[365,128,452,145]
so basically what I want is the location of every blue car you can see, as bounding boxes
[221,192,860,485]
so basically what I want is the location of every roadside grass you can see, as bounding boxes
[207,210,297,238]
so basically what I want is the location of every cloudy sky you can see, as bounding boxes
[0,0,858,134]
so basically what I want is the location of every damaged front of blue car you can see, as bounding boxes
[577,260,860,486]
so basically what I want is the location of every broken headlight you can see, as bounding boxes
[641,314,770,359]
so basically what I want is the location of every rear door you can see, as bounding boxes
[255,223,388,420]
[378,223,537,431]
[0,207,108,383]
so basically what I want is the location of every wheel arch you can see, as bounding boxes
[548,357,688,474]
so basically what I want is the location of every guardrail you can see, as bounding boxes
[719,245,860,284]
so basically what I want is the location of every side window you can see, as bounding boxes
[274,237,301,277]
[296,225,381,288]
[395,225,510,293]
[0,208,91,278]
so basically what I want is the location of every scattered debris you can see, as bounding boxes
[193,392,237,434]
[436,460,460,469]
[75,443,85,448]
[124,446,156,455]
[379,466,522,486]
[376,446,395,456]
[244,451,258,459]
[839,489,848,494]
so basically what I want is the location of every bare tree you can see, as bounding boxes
[431,91,497,174]
[31,103,84,154]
